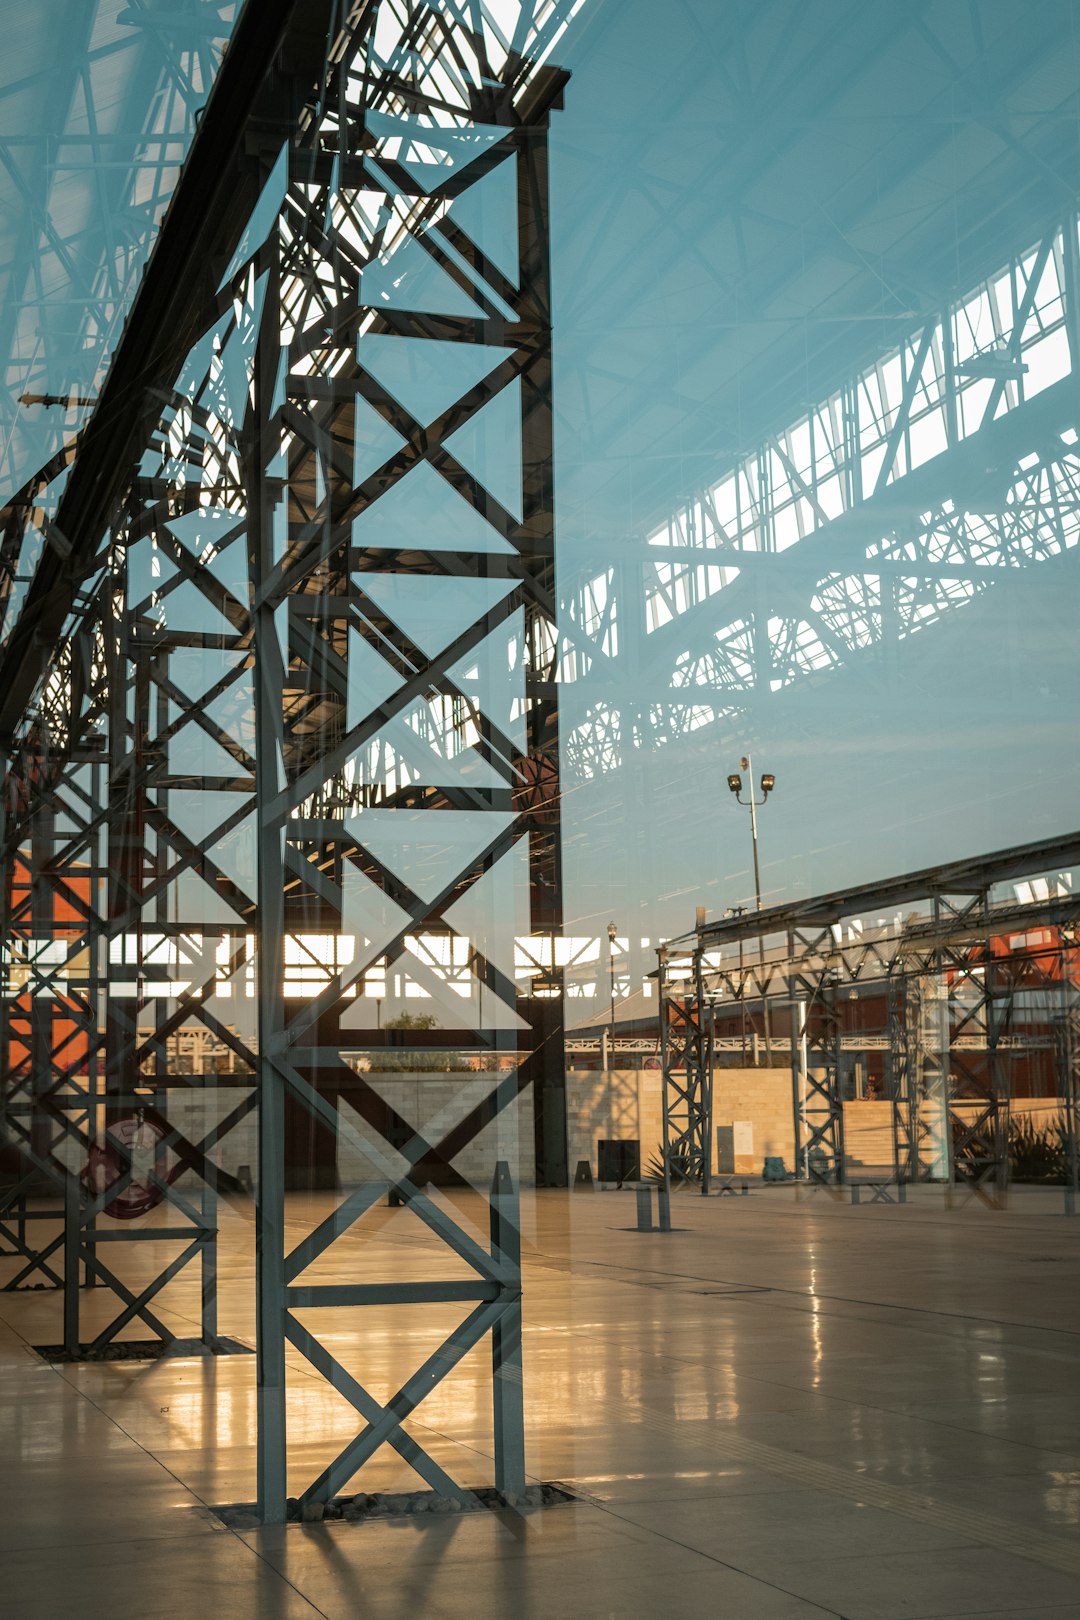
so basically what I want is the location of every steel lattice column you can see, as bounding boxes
[896,892,1010,1200]
[1054,934,1080,1212]
[658,945,713,1191]
[787,927,844,1183]
[240,16,572,1521]
[886,967,920,1182]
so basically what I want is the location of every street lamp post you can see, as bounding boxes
[724,903,749,1062]
[726,754,776,1064]
[607,921,617,1071]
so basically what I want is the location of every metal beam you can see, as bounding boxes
[0,0,340,746]
[690,829,1080,950]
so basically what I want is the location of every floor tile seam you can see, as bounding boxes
[734,1471,1080,1578]
[579,1498,851,1617]
[34,1229,1075,1342]
[751,1367,1080,1445]
[753,1539,1080,1587]
[5,1526,248,1557]
[915,1607,1080,1619]
[567,1199,1072,1237]
[219,1524,334,1617]
[573,1496,854,1613]
[571,1483,815,1508]
[47,1361,228,1512]
[825,1390,1080,1465]
[0,1315,226,1483]
[53,1321,1071,1467]
[557,1256,1080,1346]
[552,1287,1078,1386]
[0,1519,233,1560]
[712,1199,1072,1228]
[611,1396,1080,1577]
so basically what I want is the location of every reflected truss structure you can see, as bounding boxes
[560,215,1080,783]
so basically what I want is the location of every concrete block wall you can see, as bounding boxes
[567,1066,794,1179]
[166,1074,531,1192]
[566,1072,1073,1182]
[161,1074,532,1191]
[713,1069,795,1173]
[841,1102,893,1174]
[83,1078,1071,1197]
[567,1069,664,1179]
[336,1075,533,1190]
[843,1096,1071,1176]
[167,1089,257,1189]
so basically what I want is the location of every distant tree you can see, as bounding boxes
[384,1011,438,1031]
[375,1010,471,1071]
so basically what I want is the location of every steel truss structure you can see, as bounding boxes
[659,832,1080,1195]
[0,686,246,1353]
[0,0,587,1523]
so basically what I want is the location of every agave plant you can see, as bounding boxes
[643,1149,696,1186]
[1007,1113,1069,1183]
[951,1112,1075,1184]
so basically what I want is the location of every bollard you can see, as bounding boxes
[897,1181,907,1204]
[635,1186,654,1231]
[201,1177,218,1348]
[657,1187,672,1232]
[741,1181,749,1196]
[850,1185,861,1205]
[63,1173,80,1357]
[490,1160,525,1498]
[1066,1184,1076,1217]
[573,1159,595,1191]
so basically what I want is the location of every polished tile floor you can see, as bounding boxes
[1,1184,1079,1618]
